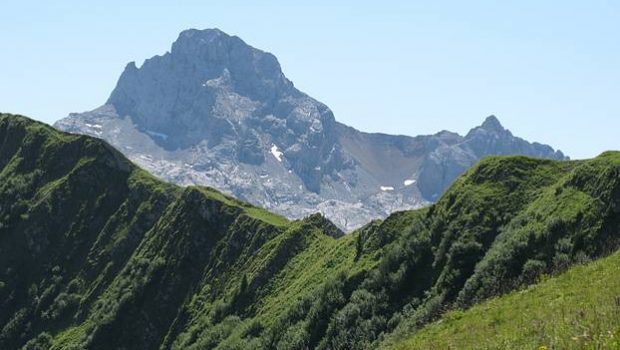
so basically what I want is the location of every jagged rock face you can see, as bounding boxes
[416,116,567,200]
[465,115,565,159]
[106,29,343,193]
[55,28,567,231]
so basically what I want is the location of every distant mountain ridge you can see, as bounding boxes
[55,28,566,230]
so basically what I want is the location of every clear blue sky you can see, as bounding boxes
[1,1,618,159]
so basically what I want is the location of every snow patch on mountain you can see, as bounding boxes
[270,144,283,162]
[146,130,169,140]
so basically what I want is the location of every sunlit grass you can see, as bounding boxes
[387,250,620,350]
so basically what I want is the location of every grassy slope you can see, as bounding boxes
[0,114,295,349]
[386,248,620,350]
[0,114,392,350]
[3,113,620,349]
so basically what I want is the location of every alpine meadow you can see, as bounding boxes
[1,114,619,349]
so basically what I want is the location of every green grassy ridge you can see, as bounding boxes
[373,152,620,348]
[168,220,364,349]
[2,113,620,349]
[0,114,346,349]
[384,247,620,350]
[257,152,620,349]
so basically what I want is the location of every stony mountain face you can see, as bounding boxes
[414,115,567,201]
[55,28,566,230]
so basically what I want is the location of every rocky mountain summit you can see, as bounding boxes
[55,28,566,230]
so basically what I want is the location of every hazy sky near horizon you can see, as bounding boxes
[1,1,618,159]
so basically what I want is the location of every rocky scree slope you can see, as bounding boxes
[54,28,566,231]
[2,114,617,350]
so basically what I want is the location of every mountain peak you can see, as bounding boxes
[57,30,568,232]
[173,28,236,50]
[106,27,294,142]
[480,115,504,132]
[170,28,257,56]
[179,27,227,38]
